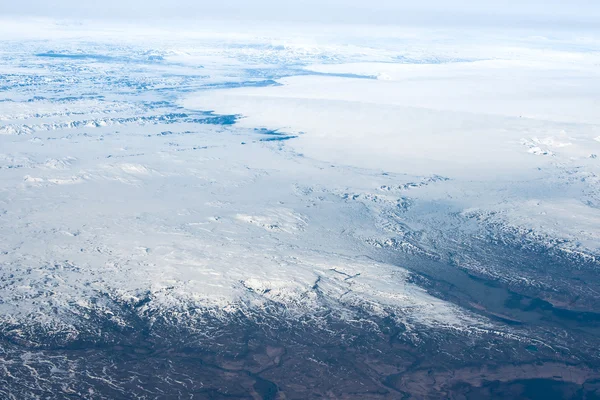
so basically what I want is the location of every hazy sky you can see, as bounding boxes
[2,0,599,27]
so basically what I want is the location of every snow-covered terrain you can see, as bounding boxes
[1,18,600,399]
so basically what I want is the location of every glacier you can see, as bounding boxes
[0,18,600,399]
